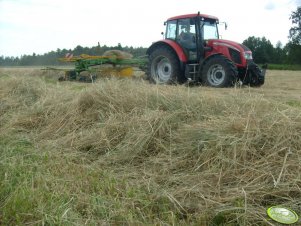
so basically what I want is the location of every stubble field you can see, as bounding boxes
[0,67,301,225]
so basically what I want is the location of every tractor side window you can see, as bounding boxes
[166,20,177,40]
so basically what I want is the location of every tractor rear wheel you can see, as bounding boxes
[148,47,184,84]
[201,55,238,87]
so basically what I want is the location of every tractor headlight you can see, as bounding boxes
[243,51,253,60]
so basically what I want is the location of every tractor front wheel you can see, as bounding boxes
[201,55,238,87]
[243,62,265,87]
[148,47,184,84]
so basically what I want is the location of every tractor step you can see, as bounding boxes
[185,63,199,81]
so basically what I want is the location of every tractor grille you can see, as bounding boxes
[229,48,242,64]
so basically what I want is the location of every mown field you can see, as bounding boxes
[0,68,301,225]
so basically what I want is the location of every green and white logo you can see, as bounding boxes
[267,206,299,224]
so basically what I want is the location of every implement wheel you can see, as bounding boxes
[65,70,77,81]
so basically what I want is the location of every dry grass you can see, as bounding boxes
[103,50,133,59]
[0,68,301,225]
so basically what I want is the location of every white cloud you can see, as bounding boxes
[265,1,276,10]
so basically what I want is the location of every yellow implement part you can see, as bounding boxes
[119,67,133,77]
[100,67,133,77]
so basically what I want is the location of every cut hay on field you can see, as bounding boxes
[0,68,301,225]
[103,50,133,59]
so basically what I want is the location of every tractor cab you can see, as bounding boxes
[164,14,219,62]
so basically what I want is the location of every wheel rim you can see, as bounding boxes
[151,56,172,83]
[207,64,225,86]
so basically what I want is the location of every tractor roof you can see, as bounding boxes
[167,13,219,21]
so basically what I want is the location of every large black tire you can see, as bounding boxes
[201,55,238,87]
[242,62,265,87]
[148,46,185,84]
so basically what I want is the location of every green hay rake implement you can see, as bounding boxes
[51,52,148,82]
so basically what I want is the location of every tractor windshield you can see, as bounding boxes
[202,20,219,40]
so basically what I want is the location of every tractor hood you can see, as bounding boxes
[206,39,250,52]
[206,39,252,66]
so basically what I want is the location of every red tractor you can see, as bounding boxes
[147,12,266,87]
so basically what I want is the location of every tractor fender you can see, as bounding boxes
[147,40,188,70]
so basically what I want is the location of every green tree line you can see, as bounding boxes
[242,37,301,64]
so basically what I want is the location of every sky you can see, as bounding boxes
[0,0,300,57]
